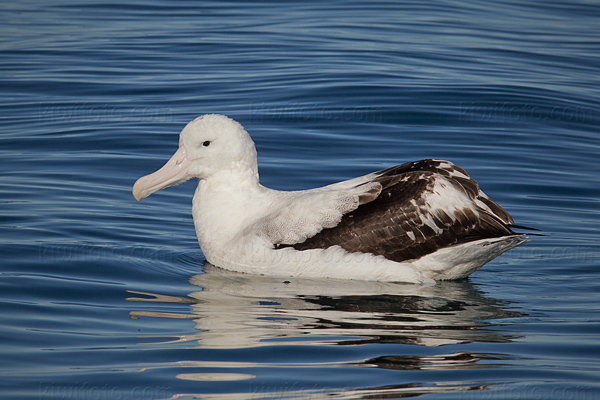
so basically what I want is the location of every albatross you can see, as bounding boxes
[133,114,525,283]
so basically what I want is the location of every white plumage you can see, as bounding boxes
[133,114,525,283]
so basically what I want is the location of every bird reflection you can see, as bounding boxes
[127,263,525,399]
[128,263,523,349]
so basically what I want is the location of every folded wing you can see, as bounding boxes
[276,159,517,262]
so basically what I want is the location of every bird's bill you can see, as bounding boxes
[132,146,192,201]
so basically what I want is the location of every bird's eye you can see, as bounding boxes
[202,141,211,147]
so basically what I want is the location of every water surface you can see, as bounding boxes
[1,1,599,399]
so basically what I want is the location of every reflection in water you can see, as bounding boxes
[129,264,522,348]
[127,263,525,399]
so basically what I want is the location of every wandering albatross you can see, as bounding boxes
[133,114,526,283]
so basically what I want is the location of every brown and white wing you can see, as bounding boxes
[258,180,382,246]
[277,159,517,262]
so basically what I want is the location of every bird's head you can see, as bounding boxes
[132,114,257,201]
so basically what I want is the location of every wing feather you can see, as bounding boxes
[258,181,382,246]
[277,159,516,262]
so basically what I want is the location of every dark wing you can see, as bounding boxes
[277,159,516,262]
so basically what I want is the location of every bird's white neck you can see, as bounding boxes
[190,166,274,259]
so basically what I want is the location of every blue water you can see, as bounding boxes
[2,1,599,399]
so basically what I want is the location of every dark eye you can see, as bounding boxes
[202,141,211,147]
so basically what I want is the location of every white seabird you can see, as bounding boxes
[133,114,525,283]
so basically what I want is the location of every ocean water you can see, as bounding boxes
[1,1,599,399]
